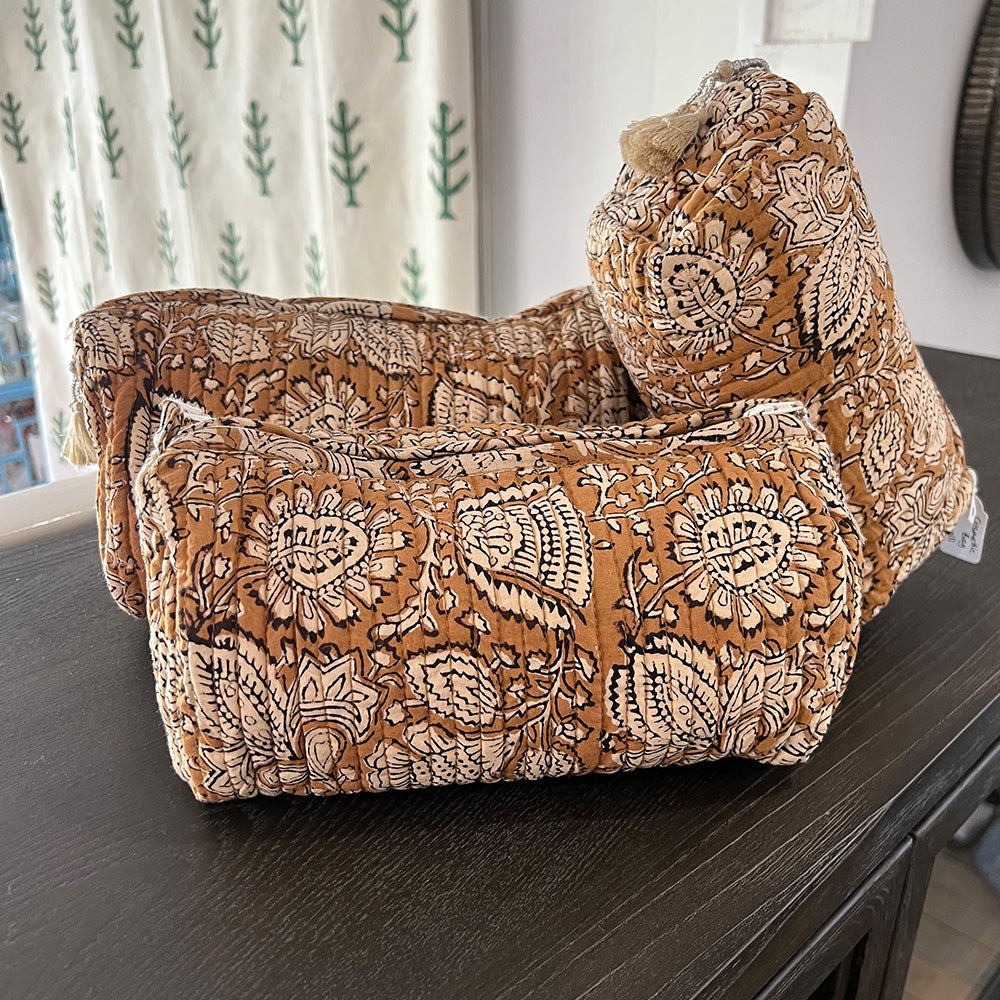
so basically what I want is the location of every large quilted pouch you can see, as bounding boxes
[587,64,974,619]
[136,399,864,802]
[71,286,628,617]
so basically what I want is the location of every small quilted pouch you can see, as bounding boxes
[587,61,974,619]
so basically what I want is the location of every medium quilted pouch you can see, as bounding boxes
[135,399,863,801]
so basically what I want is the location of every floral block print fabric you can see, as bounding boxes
[71,286,629,618]
[586,66,974,620]
[135,399,864,801]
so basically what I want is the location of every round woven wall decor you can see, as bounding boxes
[954,0,1000,268]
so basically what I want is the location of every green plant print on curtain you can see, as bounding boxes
[157,210,178,284]
[93,203,110,272]
[193,0,221,69]
[167,100,192,189]
[114,0,144,69]
[380,0,417,63]
[51,191,67,257]
[243,101,275,195]
[278,0,307,67]
[219,222,248,290]
[329,100,368,207]
[305,234,324,295]
[60,0,78,71]
[96,98,123,179]
[430,101,469,220]
[402,247,424,304]
[62,98,76,169]
[51,409,69,460]
[2,92,29,163]
[23,1,46,72]
[0,5,477,487]
[36,267,57,323]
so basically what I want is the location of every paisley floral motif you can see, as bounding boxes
[404,646,502,728]
[644,220,775,357]
[299,650,380,740]
[350,318,424,375]
[75,310,135,369]
[286,310,352,357]
[284,373,372,433]
[429,370,523,425]
[897,365,949,457]
[242,485,406,633]
[607,635,722,767]
[673,483,823,634]
[200,308,273,363]
[799,214,876,355]
[884,452,968,567]
[858,407,907,492]
[488,322,544,356]
[768,153,849,249]
[455,482,594,630]
[716,644,802,758]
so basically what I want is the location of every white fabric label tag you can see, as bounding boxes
[940,473,988,565]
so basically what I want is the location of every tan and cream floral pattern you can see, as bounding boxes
[68,65,936,804]
[135,401,864,801]
[587,66,974,619]
[643,219,775,358]
[673,482,823,635]
[243,486,407,635]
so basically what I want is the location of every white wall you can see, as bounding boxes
[475,0,668,315]
[475,0,863,316]
[844,0,1000,359]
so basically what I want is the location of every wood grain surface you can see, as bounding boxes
[1,347,998,1000]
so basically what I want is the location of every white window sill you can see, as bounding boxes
[0,470,97,550]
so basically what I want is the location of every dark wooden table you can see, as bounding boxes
[2,348,998,1000]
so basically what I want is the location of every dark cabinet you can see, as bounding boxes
[756,843,909,1000]
[2,347,999,1000]
[884,739,1000,1000]
[751,736,1000,1000]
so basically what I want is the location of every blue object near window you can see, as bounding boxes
[0,205,47,494]
[0,210,18,300]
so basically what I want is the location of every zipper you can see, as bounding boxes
[744,399,803,418]
[160,395,213,423]
[743,398,819,432]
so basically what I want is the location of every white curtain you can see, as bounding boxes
[0,0,477,482]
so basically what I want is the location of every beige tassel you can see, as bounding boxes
[61,398,98,466]
[620,104,709,175]
[619,57,769,175]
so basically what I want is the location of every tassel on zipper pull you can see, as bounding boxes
[619,57,769,175]
[619,103,709,177]
[61,396,98,466]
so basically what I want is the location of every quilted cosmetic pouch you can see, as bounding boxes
[135,398,863,802]
[586,62,974,619]
[69,286,629,617]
